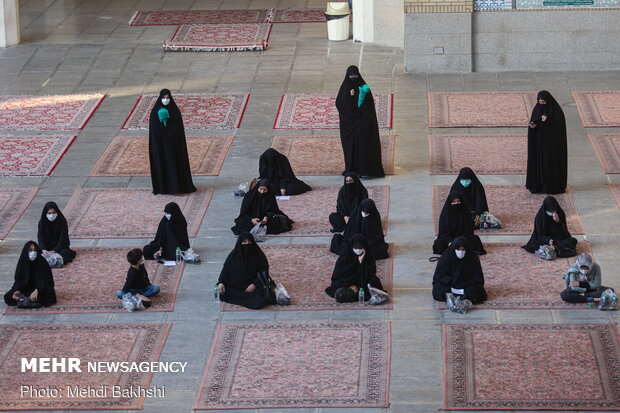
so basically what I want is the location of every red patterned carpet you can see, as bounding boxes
[0,94,105,130]
[271,185,389,236]
[432,185,584,235]
[271,134,395,175]
[0,188,37,239]
[428,91,537,128]
[122,93,249,130]
[573,91,620,127]
[0,323,171,410]
[0,135,76,176]
[64,187,212,238]
[429,134,526,175]
[273,93,393,129]
[164,23,272,52]
[194,321,390,409]
[269,8,326,22]
[90,135,233,176]
[588,133,620,173]
[4,247,183,314]
[129,9,271,25]
[222,244,392,311]
[610,184,620,209]
[444,324,620,411]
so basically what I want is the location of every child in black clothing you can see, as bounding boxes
[116,248,160,301]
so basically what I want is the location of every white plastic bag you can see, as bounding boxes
[535,245,557,260]
[250,222,267,242]
[367,284,389,305]
[121,293,145,312]
[275,283,291,305]
[480,213,501,229]
[234,182,249,196]
[182,248,201,264]
[42,251,63,268]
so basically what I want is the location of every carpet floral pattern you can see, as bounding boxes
[573,91,620,127]
[428,91,537,127]
[64,187,212,238]
[273,93,393,129]
[0,135,76,176]
[429,134,526,174]
[221,244,392,311]
[129,9,271,25]
[90,135,233,176]
[0,323,171,410]
[433,185,584,235]
[0,188,37,239]
[269,8,326,22]
[122,93,249,130]
[194,321,390,409]
[271,134,395,175]
[444,324,620,410]
[588,134,620,173]
[164,23,272,52]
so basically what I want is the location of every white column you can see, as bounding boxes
[352,0,374,43]
[0,0,20,47]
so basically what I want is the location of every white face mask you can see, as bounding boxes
[46,213,57,222]
[361,211,370,218]
[579,268,589,275]
[164,213,171,220]
[455,250,466,259]
[28,251,37,261]
[353,248,364,256]
[546,210,554,217]
[161,98,170,106]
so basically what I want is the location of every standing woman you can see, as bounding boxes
[4,241,57,307]
[37,201,76,264]
[143,202,190,261]
[526,90,567,194]
[149,89,196,195]
[335,65,384,178]
[329,172,368,233]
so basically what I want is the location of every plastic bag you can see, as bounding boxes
[599,288,617,311]
[275,283,291,306]
[535,245,557,260]
[250,222,267,242]
[234,182,249,197]
[368,284,389,305]
[182,248,201,264]
[480,213,501,229]
[42,251,63,268]
[446,293,472,314]
[121,293,145,312]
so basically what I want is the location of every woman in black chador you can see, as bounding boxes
[4,241,57,307]
[335,65,384,178]
[433,191,486,256]
[37,201,76,264]
[258,148,311,196]
[450,167,489,228]
[143,202,190,261]
[231,178,292,235]
[526,90,567,194]
[217,232,274,310]
[329,172,368,233]
[432,236,487,304]
[149,88,196,195]
[522,196,577,257]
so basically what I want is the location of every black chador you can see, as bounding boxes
[37,201,76,264]
[231,179,292,235]
[143,202,190,260]
[331,198,389,259]
[433,190,486,256]
[329,172,369,233]
[522,196,577,257]
[450,167,488,218]
[258,148,311,196]
[4,241,57,307]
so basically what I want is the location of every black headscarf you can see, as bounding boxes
[449,167,488,216]
[148,89,196,195]
[150,202,190,259]
[218,233,269,290]
[336,172,368,217]
[10,241,56,306]
[37,201,71,252]
[335,65,384,178]
[432,236,484,290]
[232,179,284,235]
[258,148,311,195]
[342,198,389,259]
[437,190,475,241]
[525,90,567,194]
[524,196,572,251]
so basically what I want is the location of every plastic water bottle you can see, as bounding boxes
[609,296,618,311]
[599,295,609,311]
[214,284,220,302]
[358,288,364,305]
[175,247,182,264]
[479,213,485,229]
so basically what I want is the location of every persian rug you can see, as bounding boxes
[0,94,105,131]
[271,185,389,236]
[64,187,212,238]
[221,244,392,311]
[573,91,620,127]
[610,184,620,209]
[0,323,171,410]
[163,23,272,52]
[122,93,249,130]
[429,134,526,175]
[273,93,393,129]
[194,321,390,409]
[271,134,395,175]
[428,91,537,128]
[588,134,620,174]
[269,8,326,22]
[432,185,584,235]
[443,323,620,411]
[4,247,183,314]
[0,188,37,239]
[90,135,233,176]
[0,135,76,176]
[129,9,271,26]
[436,242,592,309]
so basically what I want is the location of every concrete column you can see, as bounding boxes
[0,0,20,47]
[352,0,374,43]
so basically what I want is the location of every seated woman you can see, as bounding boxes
[259,148,311,196]
[329,172,368,233]
[4,241,57,307]
[330,198,389,259]
[432,236,487,304]
[116,248,160,300]
[37,201,76,265]
[560,253,613,304]
[231,178,292,235]
[522,196,577,257]
[217,232,274,310]
[325,234,385,303]
[143,202,190,261]
[450,167,489,228]
[433,191,486,255]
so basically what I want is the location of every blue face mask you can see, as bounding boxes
[546,210,554,216]
[460,179,472,188]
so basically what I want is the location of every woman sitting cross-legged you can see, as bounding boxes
[143,202,190,261]
[329,172,368,233]
[522,196,577,257]
[37,201,76,265]
[231,178,292,236]
[560,253,614,304]
[433,190,486,256]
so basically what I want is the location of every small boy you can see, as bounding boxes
[116,248,160,300]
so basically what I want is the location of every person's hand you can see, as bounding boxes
[350,89,355,96]
[12,291,21,300]
[154,250,161,259]
[549,239,555,246]
[30,289,38,302]
[280,189,286,195]
[251,218,261,225]
[529,122,537,129]
[552,212,560,223]
[42,249,49,254]
[245,284,256,293]
[474,215,481,227]
[262,216,268,224]
[344,216,349,224]
[218,283,225,294]
[350,285,358,293]
[570,280,580,287]
[541,115,547,122]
